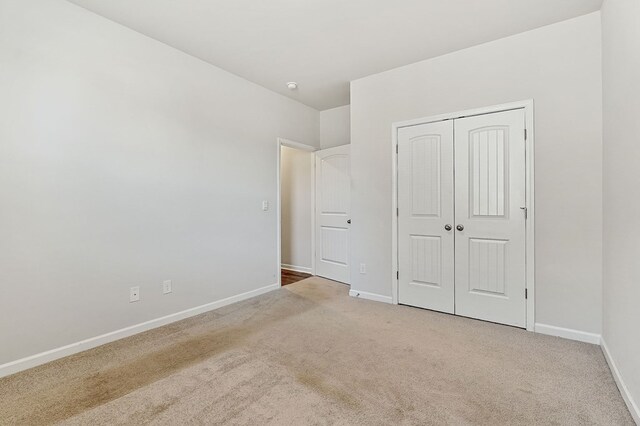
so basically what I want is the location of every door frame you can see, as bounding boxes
[276,137,317,287]
[390,100,535,331]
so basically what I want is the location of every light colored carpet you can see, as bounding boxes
[0,277,633,425]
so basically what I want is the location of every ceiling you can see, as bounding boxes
[67,0,602,110]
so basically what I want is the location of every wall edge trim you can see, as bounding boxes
[0,282,280,378]
[348,289,393,304]
[281,264,313,274]
[534,323,601,344]
[601,338,640,424]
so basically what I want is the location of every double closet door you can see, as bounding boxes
[397,109,527,328]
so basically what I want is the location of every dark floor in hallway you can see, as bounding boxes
[281,269,312,286]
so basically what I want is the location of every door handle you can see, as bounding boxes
[347,219,351,224]
[456,224,464,231]
[444,224,452,231]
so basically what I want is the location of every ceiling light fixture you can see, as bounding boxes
[286,82,298,90]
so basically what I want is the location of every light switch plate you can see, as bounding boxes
[130,286,140,302]
[163,280,172,294]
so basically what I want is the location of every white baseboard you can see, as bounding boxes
[601,338,640,424]
[281,264,313,274]
[0,283,280,379]
[534,323,601,345]
[349,289,393,304]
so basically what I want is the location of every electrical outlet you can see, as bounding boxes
[359,263,366,274]
[162,280,172,294]
[130,286,140,303]
[262,200,269,211]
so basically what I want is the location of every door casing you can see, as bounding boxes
[390,100,535,331]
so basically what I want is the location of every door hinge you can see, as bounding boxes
[396,207,399,216]
[524,129,527,140]
[520,206,528,220]
[397,270,399,280]
[525,288,528,299]
[396,144,398,154]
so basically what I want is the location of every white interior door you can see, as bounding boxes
[454,109,527,327]
[396,108,528,328]
[397,121,455,313]
[315,145,350,284]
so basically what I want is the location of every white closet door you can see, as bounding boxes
[315,145,350,284]
[397,121,455,313]
[454,109,527,327]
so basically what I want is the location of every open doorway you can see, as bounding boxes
[277,138,316,286]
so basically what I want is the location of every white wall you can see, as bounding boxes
[0,0,318,367]
[601,0,640,420]
[350,13,603,334]
[280,146,313,271]
[320,105,350,149]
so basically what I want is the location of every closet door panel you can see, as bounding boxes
[397,121,454,313]
[453,109,527,328]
